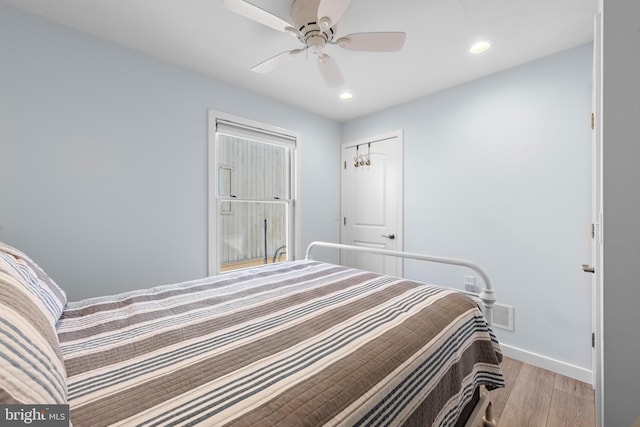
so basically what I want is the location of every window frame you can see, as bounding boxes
[208,110,299,275]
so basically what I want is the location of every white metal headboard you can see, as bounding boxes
[304,241,496,326]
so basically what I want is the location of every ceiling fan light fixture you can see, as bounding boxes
[469,40,491,54]
[308,34,326,55]
[318,16,332,31]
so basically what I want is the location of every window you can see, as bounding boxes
[208,112,297,274]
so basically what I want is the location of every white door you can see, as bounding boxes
[341,130,403,276]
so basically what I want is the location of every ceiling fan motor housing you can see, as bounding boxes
[291,0,335,54]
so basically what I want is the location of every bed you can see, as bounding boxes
[0,241,504,426]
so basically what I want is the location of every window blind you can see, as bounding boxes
[216,119,296,148]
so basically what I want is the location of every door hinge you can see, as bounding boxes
[591,223,595,239]
[343,217,346,226]
[344,161,346,170]
[592,332,595,348]
[591,113,595,130]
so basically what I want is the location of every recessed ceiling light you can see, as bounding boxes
[469,41,491,55]
[340,91,353,100]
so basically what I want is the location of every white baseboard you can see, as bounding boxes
[500,344,594,385]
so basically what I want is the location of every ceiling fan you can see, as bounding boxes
[223,0,406,88]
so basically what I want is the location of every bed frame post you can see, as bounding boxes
[463,387,497,427]
[305,241,497,326]
[482,401,497,427]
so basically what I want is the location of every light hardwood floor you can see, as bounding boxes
[220,256,287,272]
[489,357,596,427]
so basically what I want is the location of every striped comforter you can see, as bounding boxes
[56,260,504,427]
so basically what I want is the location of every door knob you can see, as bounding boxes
[582,264,595,273]
[381,234,395,240]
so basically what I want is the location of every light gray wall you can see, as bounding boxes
[0,4,340,300]
[342,45,594,371]
[602,1,640,425]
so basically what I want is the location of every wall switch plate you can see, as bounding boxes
[465,284,479,292]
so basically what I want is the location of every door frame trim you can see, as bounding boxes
[340,129,404,275]
[592,11,604,427]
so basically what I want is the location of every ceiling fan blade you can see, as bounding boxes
[317,54,345,88]
[317,0,353,30]
[251,49,304,74]
[336,32,406,52]
[223,0,292,32]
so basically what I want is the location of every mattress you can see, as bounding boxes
[56,260,504,426]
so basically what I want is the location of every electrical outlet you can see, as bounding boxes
[464,275,479,293]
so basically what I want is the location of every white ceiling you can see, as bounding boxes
[0,0,597,121]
